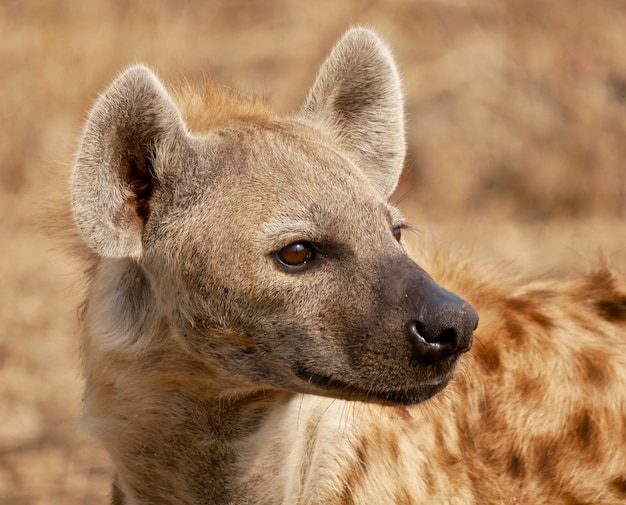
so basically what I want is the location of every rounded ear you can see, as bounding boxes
[300,27,406,198]
[71,65,188,258]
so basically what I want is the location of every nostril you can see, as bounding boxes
[411,321,458,349]
[407,321,454,363]
[438,328,459,353]
[435,327,458,347]
[407,306,475,362]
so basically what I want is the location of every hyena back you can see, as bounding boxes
[70,28,626,504]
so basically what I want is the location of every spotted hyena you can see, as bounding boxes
[70,27,626,504]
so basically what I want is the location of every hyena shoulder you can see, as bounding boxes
[432,259,626,503]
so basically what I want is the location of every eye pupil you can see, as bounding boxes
[277,242,314,267]
[393,227,402,242]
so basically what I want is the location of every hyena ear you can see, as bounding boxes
[71,65,188,258]
[300,27,405,198]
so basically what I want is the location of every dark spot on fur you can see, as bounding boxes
[532,438,558,481]
[568,409,596,451]
[595,297,626,322]
[439,445,461,469]
[576,350,611,388]
[515,374,544,404]
[338,438,369,504]
[610,475,626,496]
[506,451,526,479]
[503,317,527,345]
[472,342,501,375]
[583,268,626,322]
[505,296,554,329]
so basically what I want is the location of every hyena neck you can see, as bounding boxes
[82,259,295,503]
[102,384,292,504]
[85,346,295,503]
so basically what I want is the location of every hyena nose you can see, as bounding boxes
[407,299,478,363]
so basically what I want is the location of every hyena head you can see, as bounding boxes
[71,28,478,406]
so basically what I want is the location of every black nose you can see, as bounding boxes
[408,295,478,363]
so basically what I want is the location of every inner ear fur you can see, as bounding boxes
[71,65,188,258]
[300,27,406,198]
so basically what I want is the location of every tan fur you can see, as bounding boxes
[70,27,626,504]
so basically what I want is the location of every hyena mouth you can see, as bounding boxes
[293,367,451,406]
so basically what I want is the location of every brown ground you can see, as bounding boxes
[2,1,626,503]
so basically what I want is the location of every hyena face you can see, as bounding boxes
[72,28,478,406]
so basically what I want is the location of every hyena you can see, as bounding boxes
[70,28,626,504]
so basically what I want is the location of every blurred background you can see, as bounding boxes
[2,0,626,503]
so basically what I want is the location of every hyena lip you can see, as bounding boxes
[292,367,450,406]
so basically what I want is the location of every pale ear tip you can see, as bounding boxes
[344,25,379,36]
[119,63,159,82]
[339,26,397,69]
[107,64,173,108]
[342,26,386,44]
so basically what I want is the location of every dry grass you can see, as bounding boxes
[2,1,626,503]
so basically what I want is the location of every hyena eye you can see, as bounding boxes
[392,227,402,242]
[275,242,315,268]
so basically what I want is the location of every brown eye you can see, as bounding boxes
[276,242,315,267]
[392,227,402,242]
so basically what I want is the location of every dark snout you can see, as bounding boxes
[390,258,478,363]
[407,278,478,363]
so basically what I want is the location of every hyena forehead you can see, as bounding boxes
[173,119,402,248]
